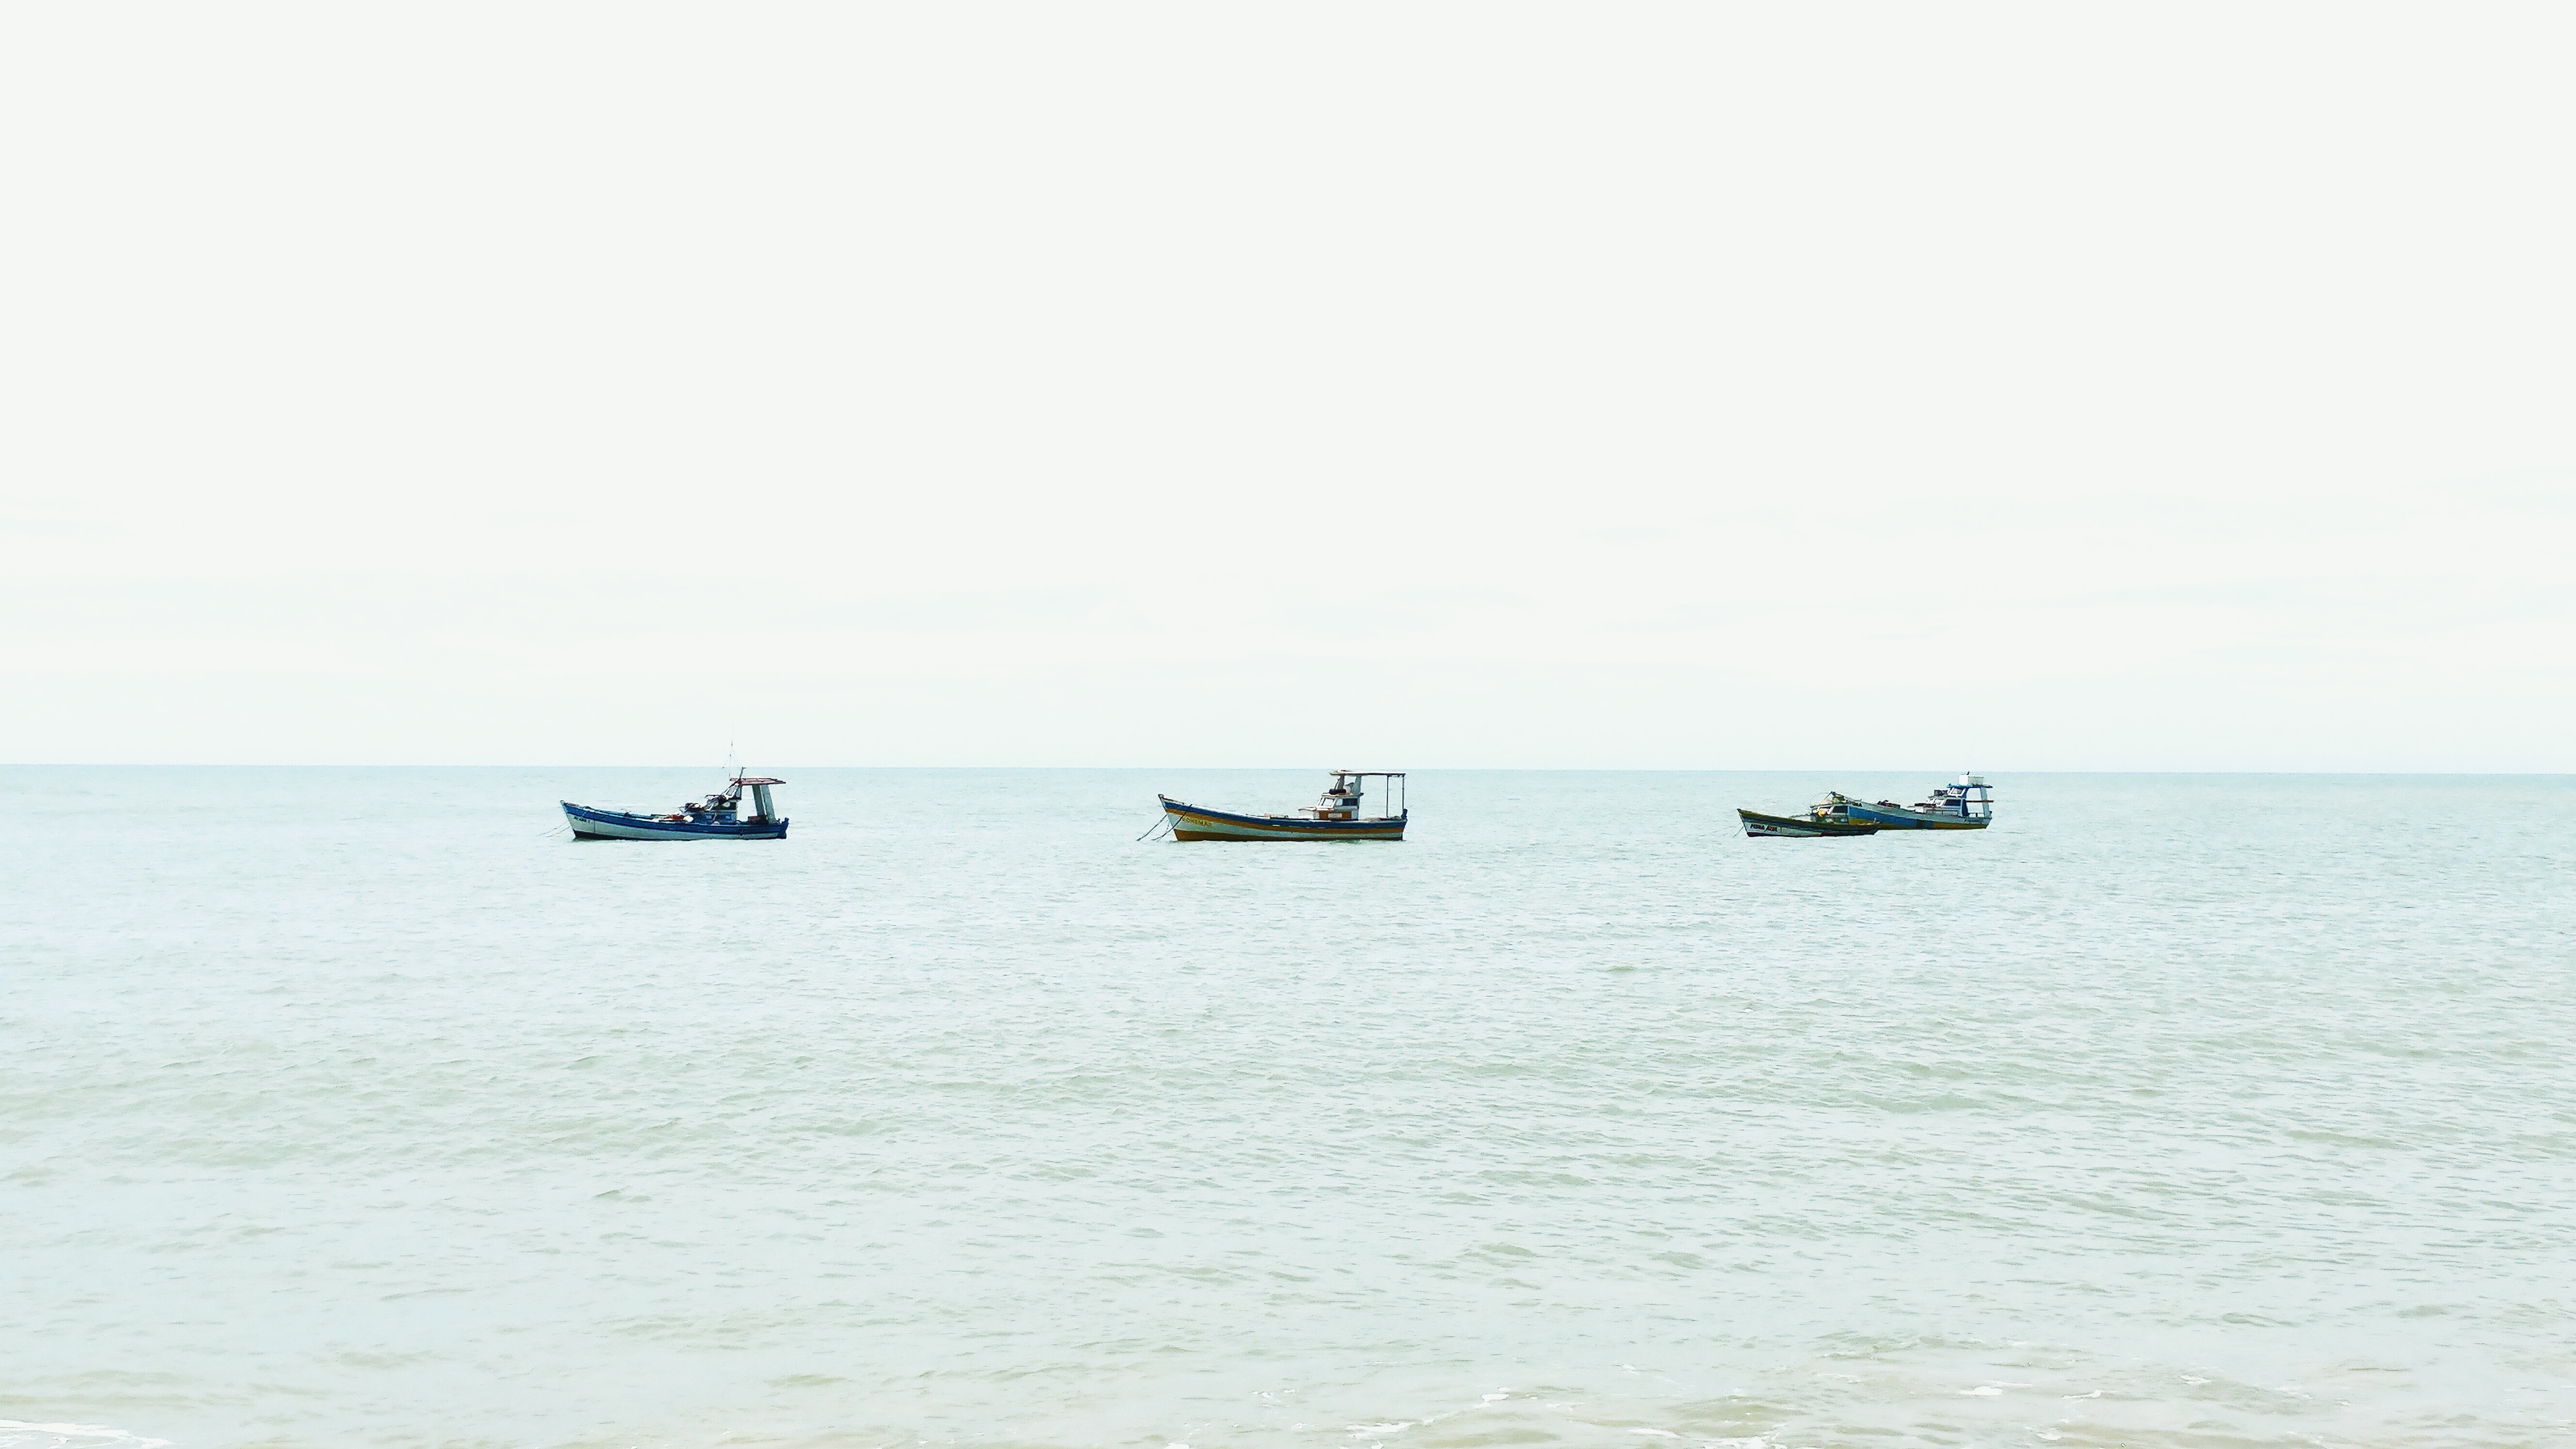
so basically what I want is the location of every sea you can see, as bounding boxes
[5,768,2573,1449]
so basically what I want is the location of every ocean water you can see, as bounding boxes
[5,768,2574,1449]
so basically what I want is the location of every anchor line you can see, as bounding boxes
[1136,815,1173,841]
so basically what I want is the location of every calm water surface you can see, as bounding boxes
[5,769,2574,1449]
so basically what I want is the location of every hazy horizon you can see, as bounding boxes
[7,762,2569,778]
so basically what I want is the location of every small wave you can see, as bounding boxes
[0,1423,173,1449]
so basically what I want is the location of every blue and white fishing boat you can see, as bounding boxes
[1739,775,1993,837]
[1827,774,1994,831]
[562,773,789,841]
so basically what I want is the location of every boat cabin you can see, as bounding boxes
[1916,773,1993,821]
[1300,771,1406,822]
[670,775,784,824]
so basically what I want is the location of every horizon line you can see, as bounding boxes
[4,762,2571,776]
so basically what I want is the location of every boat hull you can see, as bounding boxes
[562,801,789,841]
[1159,795,1405,841]
[1738,808,1878,838]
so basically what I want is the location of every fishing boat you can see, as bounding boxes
[1737,804,1880,837]
[1155,771,1407,841]
[1830,774,1994,830]
[1738,774,1993,837]
[561,773,789,841]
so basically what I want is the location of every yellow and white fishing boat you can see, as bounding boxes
[1154,771,1408,841]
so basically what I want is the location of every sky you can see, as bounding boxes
[3,4,2570,770]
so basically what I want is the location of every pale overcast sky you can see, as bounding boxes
[4,4,2569,769]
